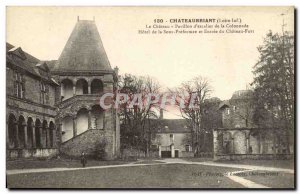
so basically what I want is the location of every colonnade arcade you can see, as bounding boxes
[60,78,104,100]
[7,114,57,149]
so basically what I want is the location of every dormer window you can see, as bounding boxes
[8,47,27,60]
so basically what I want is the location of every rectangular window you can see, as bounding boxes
[227,108,230,115]
[40,81,47,104]
[170,134,174,143]
[185,145,190,152]
[14,71,24,98]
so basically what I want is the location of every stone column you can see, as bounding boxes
[88,110,92,129]
[73,85,76,96]
[39,126,43,148]
[88,83,91,94]
[23,123,28,148]
[60,83,64,97]
[58,123,62,145]
[52,127,57,148]
[213,130,218,160]
[15,122,20,148]
[158,145,161,158]
[32,124,36,148]
[73,116,77,137]
[171,144,175,158]
[46,127,50,148]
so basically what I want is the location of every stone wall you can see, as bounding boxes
[60,129,116,160]
[221,98,256,129]
[6,67,56,106]
[7,148,58,159]
[214,154,293,161]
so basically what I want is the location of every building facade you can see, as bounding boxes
[6,19,120,160]
[213,90,291,160]
[152,119,194,158]
[6,43,59,158]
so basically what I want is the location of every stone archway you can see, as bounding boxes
[233,131,247,154]
[27,117,34,148]
[61,79,73,100]
[35,119,42,148]
[18,115,26,148]
[91,105,104,130]
[91,79,103,94]
[8,114,18,148]
[76,79,88,95]
[76,108,89,135]
[61,116,73,142]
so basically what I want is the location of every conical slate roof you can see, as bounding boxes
[53,20,112,72]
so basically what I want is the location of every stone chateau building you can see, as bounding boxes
[213,90,292,160]
[6,19,120,160]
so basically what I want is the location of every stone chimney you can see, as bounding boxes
[159,109,163,119]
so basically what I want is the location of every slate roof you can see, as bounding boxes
[53,20,112,72]
[155,119,191,133]
[6,42,58,85]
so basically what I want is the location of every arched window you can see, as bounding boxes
[76,79,88,95]
[91,79,103,94]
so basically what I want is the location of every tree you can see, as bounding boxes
[252,30,294,153]
[118,74,161,157]
[172,76,212,155]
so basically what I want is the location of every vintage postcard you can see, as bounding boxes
[6,6,295,189]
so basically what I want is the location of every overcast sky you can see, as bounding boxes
[6,7,294,118]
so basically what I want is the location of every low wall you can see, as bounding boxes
[181,151,194,158]
[214,154,294,161]
[7,148,58,159]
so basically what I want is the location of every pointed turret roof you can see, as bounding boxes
[53,19,112,72]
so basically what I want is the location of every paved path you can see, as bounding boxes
[155,158,293,188]
[7,158,293,188]
[6,162,165,175]
[157,158,294,173]
[227,170,270,188]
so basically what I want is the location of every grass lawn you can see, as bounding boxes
[7,158,130,170]
[235,170,295,188]
[7,164,245,188]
